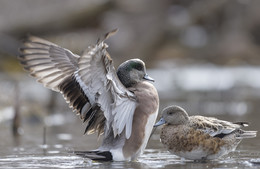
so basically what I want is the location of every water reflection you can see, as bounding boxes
[0,148,259,169]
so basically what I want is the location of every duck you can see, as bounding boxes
[18,29,159,161]
[154,105,257,161]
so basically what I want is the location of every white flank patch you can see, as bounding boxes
[110,148,127,161]
[111,108,159,161]
[140,108,159,154]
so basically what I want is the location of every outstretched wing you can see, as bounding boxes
[19,36,88,116]
[19,36,80,91]
[189,116,242,137]
[76,30,137,139]
[19,31,137,139]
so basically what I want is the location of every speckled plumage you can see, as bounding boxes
[155,105,257,160]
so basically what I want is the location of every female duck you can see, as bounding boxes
[154,105,257,161]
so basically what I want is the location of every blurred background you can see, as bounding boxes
[0,0,260,167]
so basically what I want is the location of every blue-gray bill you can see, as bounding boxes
[143,74,154,82]
[154,117,166,127]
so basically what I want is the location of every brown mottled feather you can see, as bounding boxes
[157,105,257,160]
[161,125,226,154]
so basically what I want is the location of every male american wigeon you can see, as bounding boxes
[18,29,159,161]
[154,105,257,161]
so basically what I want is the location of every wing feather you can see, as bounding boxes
[190,116,241,137]
[77,32,137,139]
[19,30,137,139]
[18,36,90,118]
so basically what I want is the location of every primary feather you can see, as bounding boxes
[19,30,137,139]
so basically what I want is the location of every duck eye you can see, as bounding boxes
[168,112,173,115]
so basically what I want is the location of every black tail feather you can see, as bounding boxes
[233,122,249,127]
[72,150,113,161]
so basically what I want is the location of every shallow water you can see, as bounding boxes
[0,111,259,169]
[1,65,260,168]
[1,149,260,169]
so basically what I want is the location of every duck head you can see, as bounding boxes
[154,105,189,127]
[117,59,154,88]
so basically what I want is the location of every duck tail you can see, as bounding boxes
[233,122,249,127]
[236,130,257,139]
[72,150,113,161]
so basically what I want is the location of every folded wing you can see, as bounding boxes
[190,116,242,137]
[19,31,137,139]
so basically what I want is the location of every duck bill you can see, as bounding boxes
[154,117,166,127]
[143,74,154,82]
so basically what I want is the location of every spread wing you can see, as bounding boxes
[189,116,242,137]
[19,36,80,91]
[19,36,88,115]
[19,30,137,139]
[76,30,137,139]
